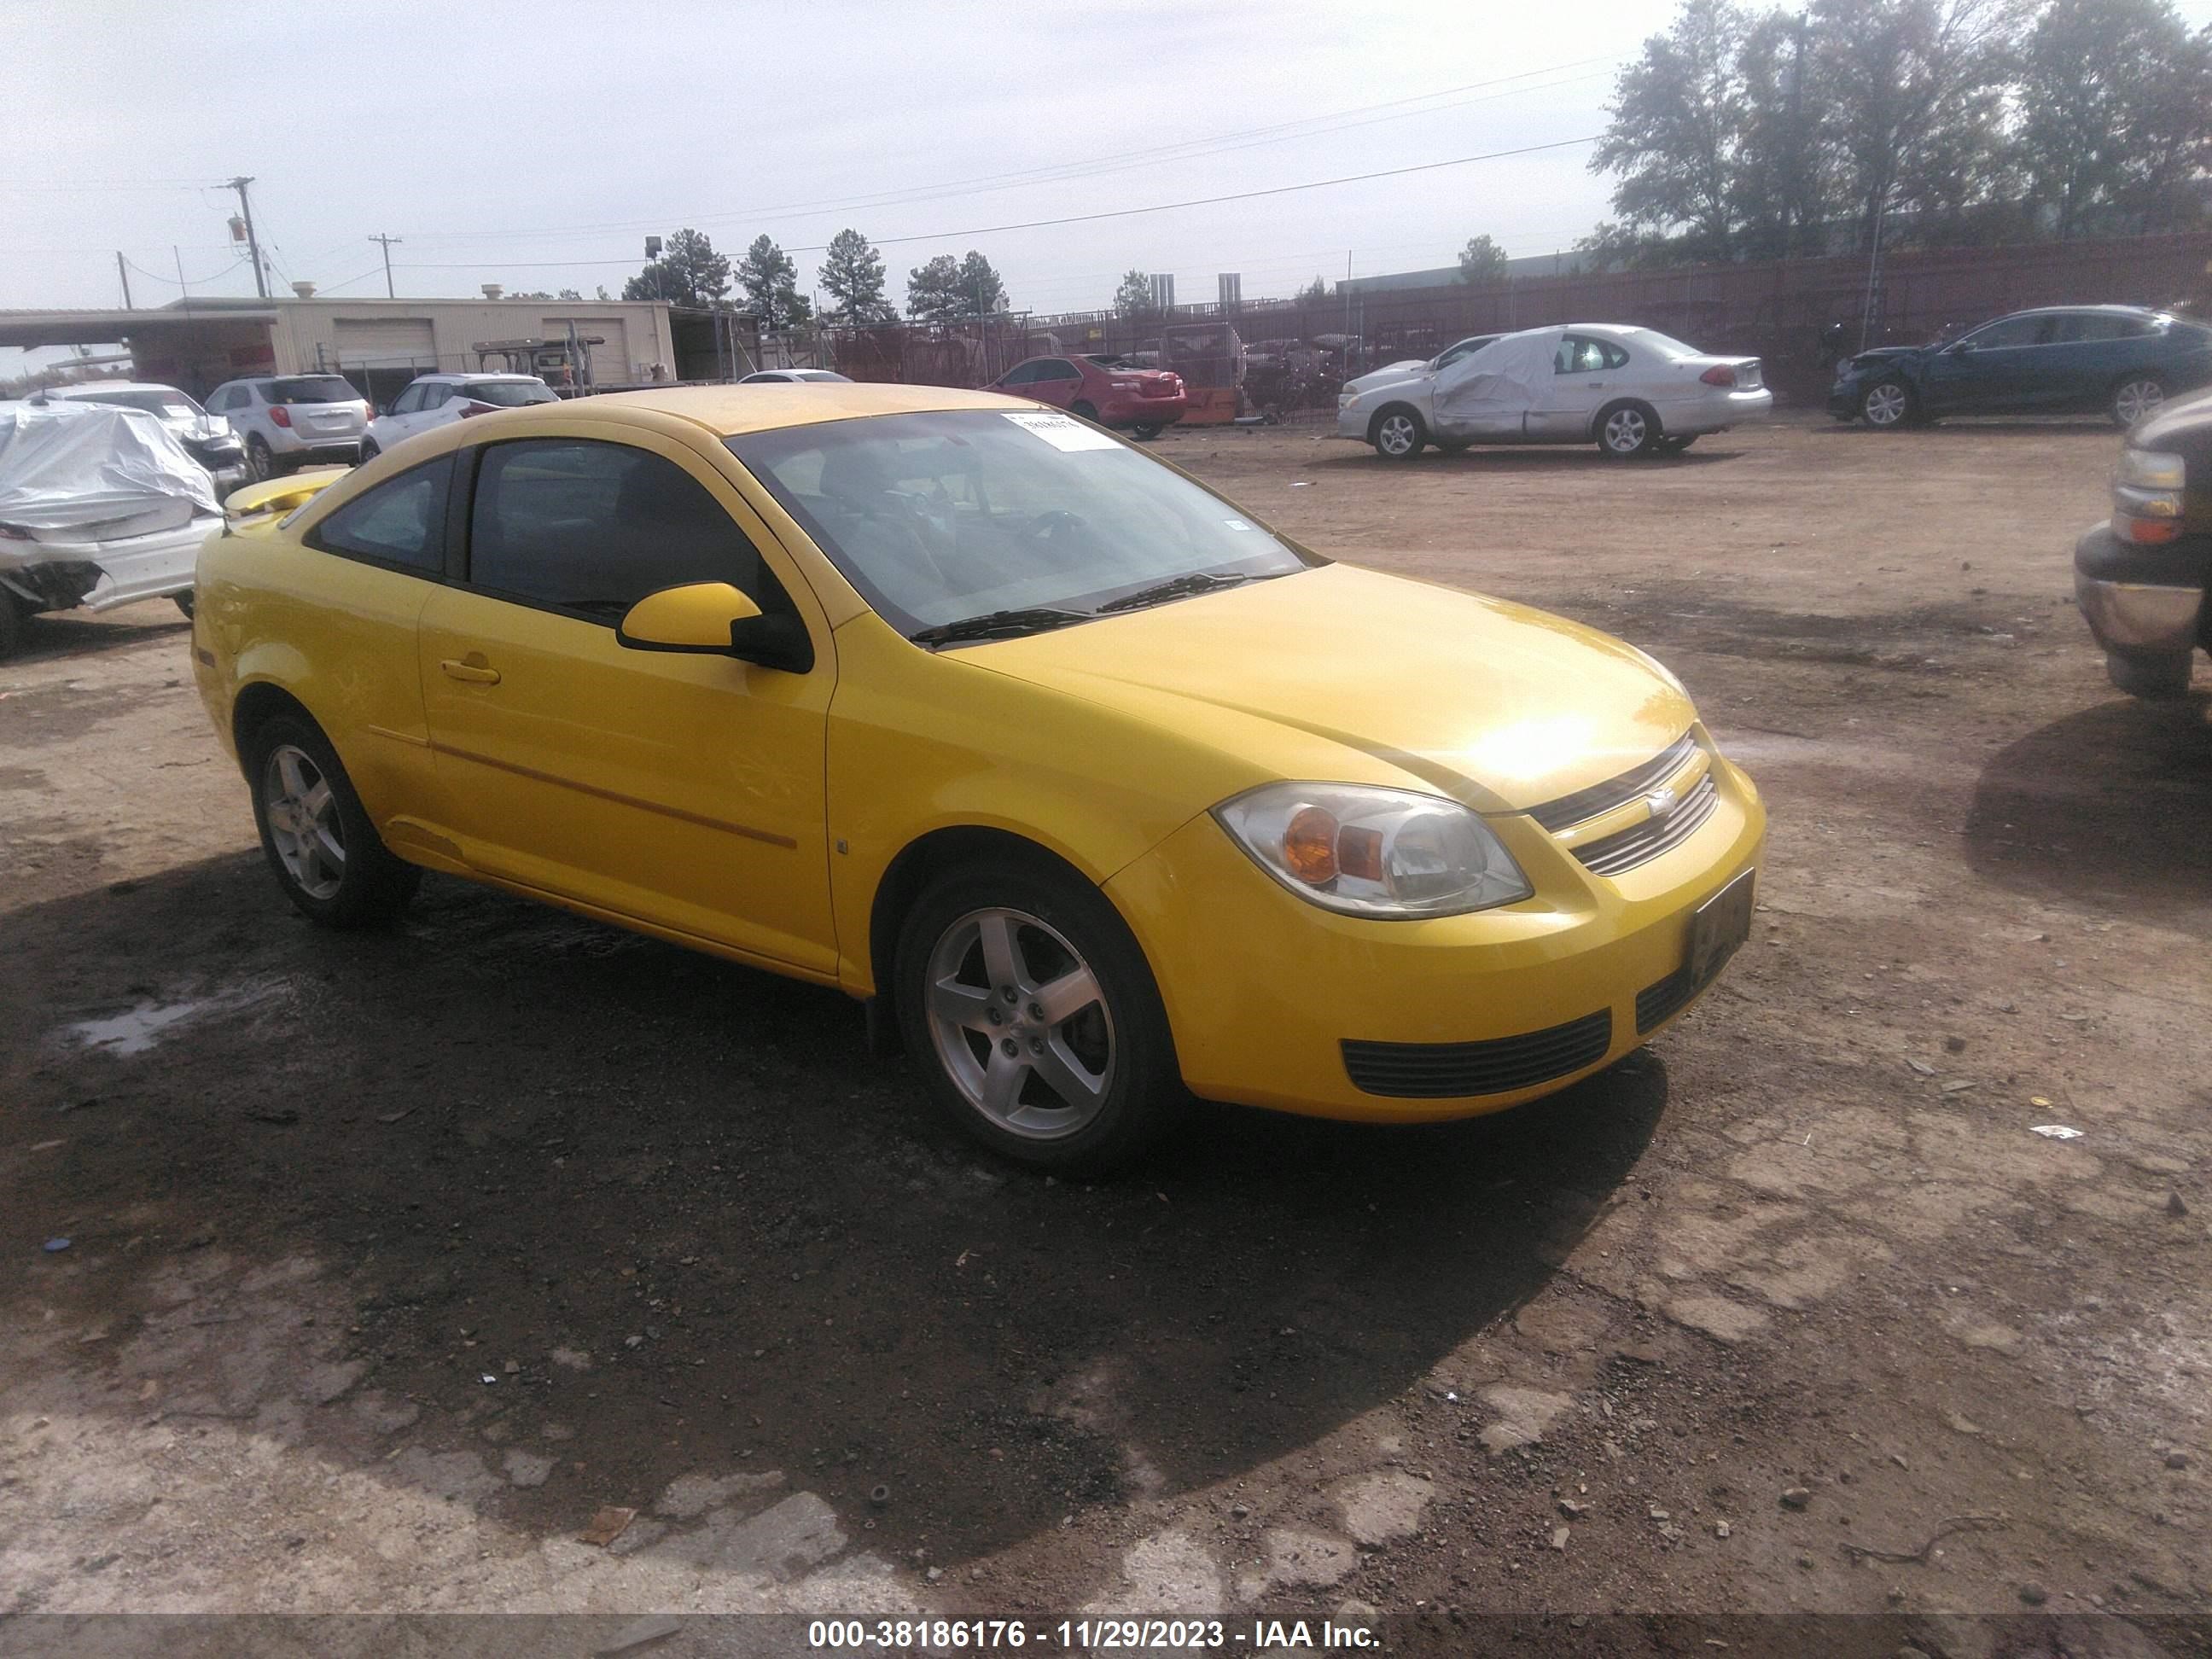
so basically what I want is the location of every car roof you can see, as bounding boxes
[2004,304,2161,317]
[413,371,542,383]
[368,383,1031,447]
[51,381,186,397]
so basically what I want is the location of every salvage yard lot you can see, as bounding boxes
[2,412,2208,1626]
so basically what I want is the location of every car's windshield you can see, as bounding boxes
[271,376,360,405]
[459,381,557,407]
[729,408,1317,640]
[63,388,198,418]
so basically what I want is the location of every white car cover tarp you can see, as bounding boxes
[1431,328,1562,431]
[0,399,219,533]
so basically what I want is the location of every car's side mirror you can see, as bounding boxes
[615,581,812,672]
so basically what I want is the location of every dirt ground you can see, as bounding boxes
[3,411,2209,1648]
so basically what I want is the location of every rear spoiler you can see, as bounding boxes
[220,466,349,532]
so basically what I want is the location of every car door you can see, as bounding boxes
[1918,314,2047,413]
[2043,311,2137,411]
[1528,334,1628,439]
[416,382,463,433]
[416,430,837,971]
[1027,359,1081,411]
[382,381,428,437]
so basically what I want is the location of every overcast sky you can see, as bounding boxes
[11,0,2212,332]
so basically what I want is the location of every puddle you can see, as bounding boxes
[62,983,281,1057]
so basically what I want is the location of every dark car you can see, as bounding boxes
[1830,306,2212,430]
[2075,387,2212,698]
[985,354,1188,437]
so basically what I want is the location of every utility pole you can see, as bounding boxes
[116,252,132,310]
[369,233,402,299]
[226,176,269,300]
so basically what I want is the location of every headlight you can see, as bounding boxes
[1213,782,1533,918]
[2117,448,2185,490]
[1340,381,1359,396]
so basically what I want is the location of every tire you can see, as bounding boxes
[2106,649,2193,699]
[1069,401,1099,422]
[2111,375,2167,429]
[173,591,195,620]
[1657,434,1697,456]
[1860,379,1913,429]
[1369,405,1426,461]
[1130,422,1163,440]
[1597,400,1660,458]
[246,435,279,481]
[0,592,27,661]
[894,859,1181,1174]
[358,437,381,462]
[244,713,421,928]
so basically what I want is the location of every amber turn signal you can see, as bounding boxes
[1283,806,1339,884]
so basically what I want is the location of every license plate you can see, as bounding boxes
[1686,868,1756,988]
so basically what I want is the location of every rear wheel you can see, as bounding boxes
[894,860,1180,1174]
[246,435,280,481]
[173,591,195,620]
[0,592,27,661]
[1130,422,1163,440]
[2111,375,2166,429]
[1860,380,1913,429]
[245,713,420,928]
[358,437,381,462]
[2106,649,2193,699]
[1370,405,1426,461]
[1597,400,1660,458]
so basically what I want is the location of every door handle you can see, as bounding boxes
[439,657,501,685]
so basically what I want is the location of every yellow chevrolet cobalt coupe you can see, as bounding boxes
[192,384,1762,1172]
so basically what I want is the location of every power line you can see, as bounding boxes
[397,135,1603,272]
[124,253,251,287]
[395,56,1621,248]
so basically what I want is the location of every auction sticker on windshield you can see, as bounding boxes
[1001,410,1121,451]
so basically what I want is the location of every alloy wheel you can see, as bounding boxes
[1603,406,1649,454]
[1377,413,1417,457]
[2115,378,2165,427]
[262,743,346,901]
[1862,382,1909,428]
[923,906,1115,1140]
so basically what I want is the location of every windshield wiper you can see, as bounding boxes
[910,607,1095,647]
[1095,571,1265,614]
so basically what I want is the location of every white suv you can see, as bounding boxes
[364,373,559,459]
[206,375,373,479]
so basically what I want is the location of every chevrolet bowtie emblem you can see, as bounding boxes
[1645,787,1679,819]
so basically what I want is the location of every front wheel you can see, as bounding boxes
[1597,401,1660,458]
[1370,405,1426,461]
[2112,376,2166,429]
[894,861,1181,1174]
[1860,380,1913,429]
[0,593,27,661]
[246,714,421,928]
[173,591,195,620]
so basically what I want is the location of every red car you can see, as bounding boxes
[987,354,1187,437]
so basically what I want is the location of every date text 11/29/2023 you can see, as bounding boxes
[806,1616,1381,1650]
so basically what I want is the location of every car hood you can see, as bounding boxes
[960,562,1695,814]
[1842,346,1927,369]
[1344,360,1431,395]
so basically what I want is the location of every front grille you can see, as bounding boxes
[1635,967,1701,1033]
[1574,771,1720,876]
[1342,1009,1613,1098]
[1528,732,1699,832]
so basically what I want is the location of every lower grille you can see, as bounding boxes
[1635,967,1701,1033]
[1342,1009,1613,1098]
[1575,771,1720,877]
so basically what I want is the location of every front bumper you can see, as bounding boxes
[2074,521,2209,657]
[1104,746,1767,1121]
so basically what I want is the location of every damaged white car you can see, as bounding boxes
[0,399,221,657]
[1337,323,1773,460]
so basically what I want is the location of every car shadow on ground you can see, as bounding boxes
[1813,417,2123,438]
[3,608,191,666]
[1964,690,2212,916]
[1308,446,1744,474]
[4,852,1669,1566]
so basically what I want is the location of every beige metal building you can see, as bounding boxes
[0,294,695,404]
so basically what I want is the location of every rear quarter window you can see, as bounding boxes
[304,455,452,575]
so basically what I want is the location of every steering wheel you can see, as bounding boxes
[1021,509,1085,545]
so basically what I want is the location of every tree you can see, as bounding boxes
[1810,0,2019,252]
[818,228,896,323]
[1294,275,1330,306]
[622,227,732,308]
[736,235,811,330]
[1456,235,1510,283]
[1112,268,1157,318]
[1732,8,1832,259]
[2017,0,2212,237]
[509,288,582,301]
[1589,0,1753,263]
[908,251,1009,322]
